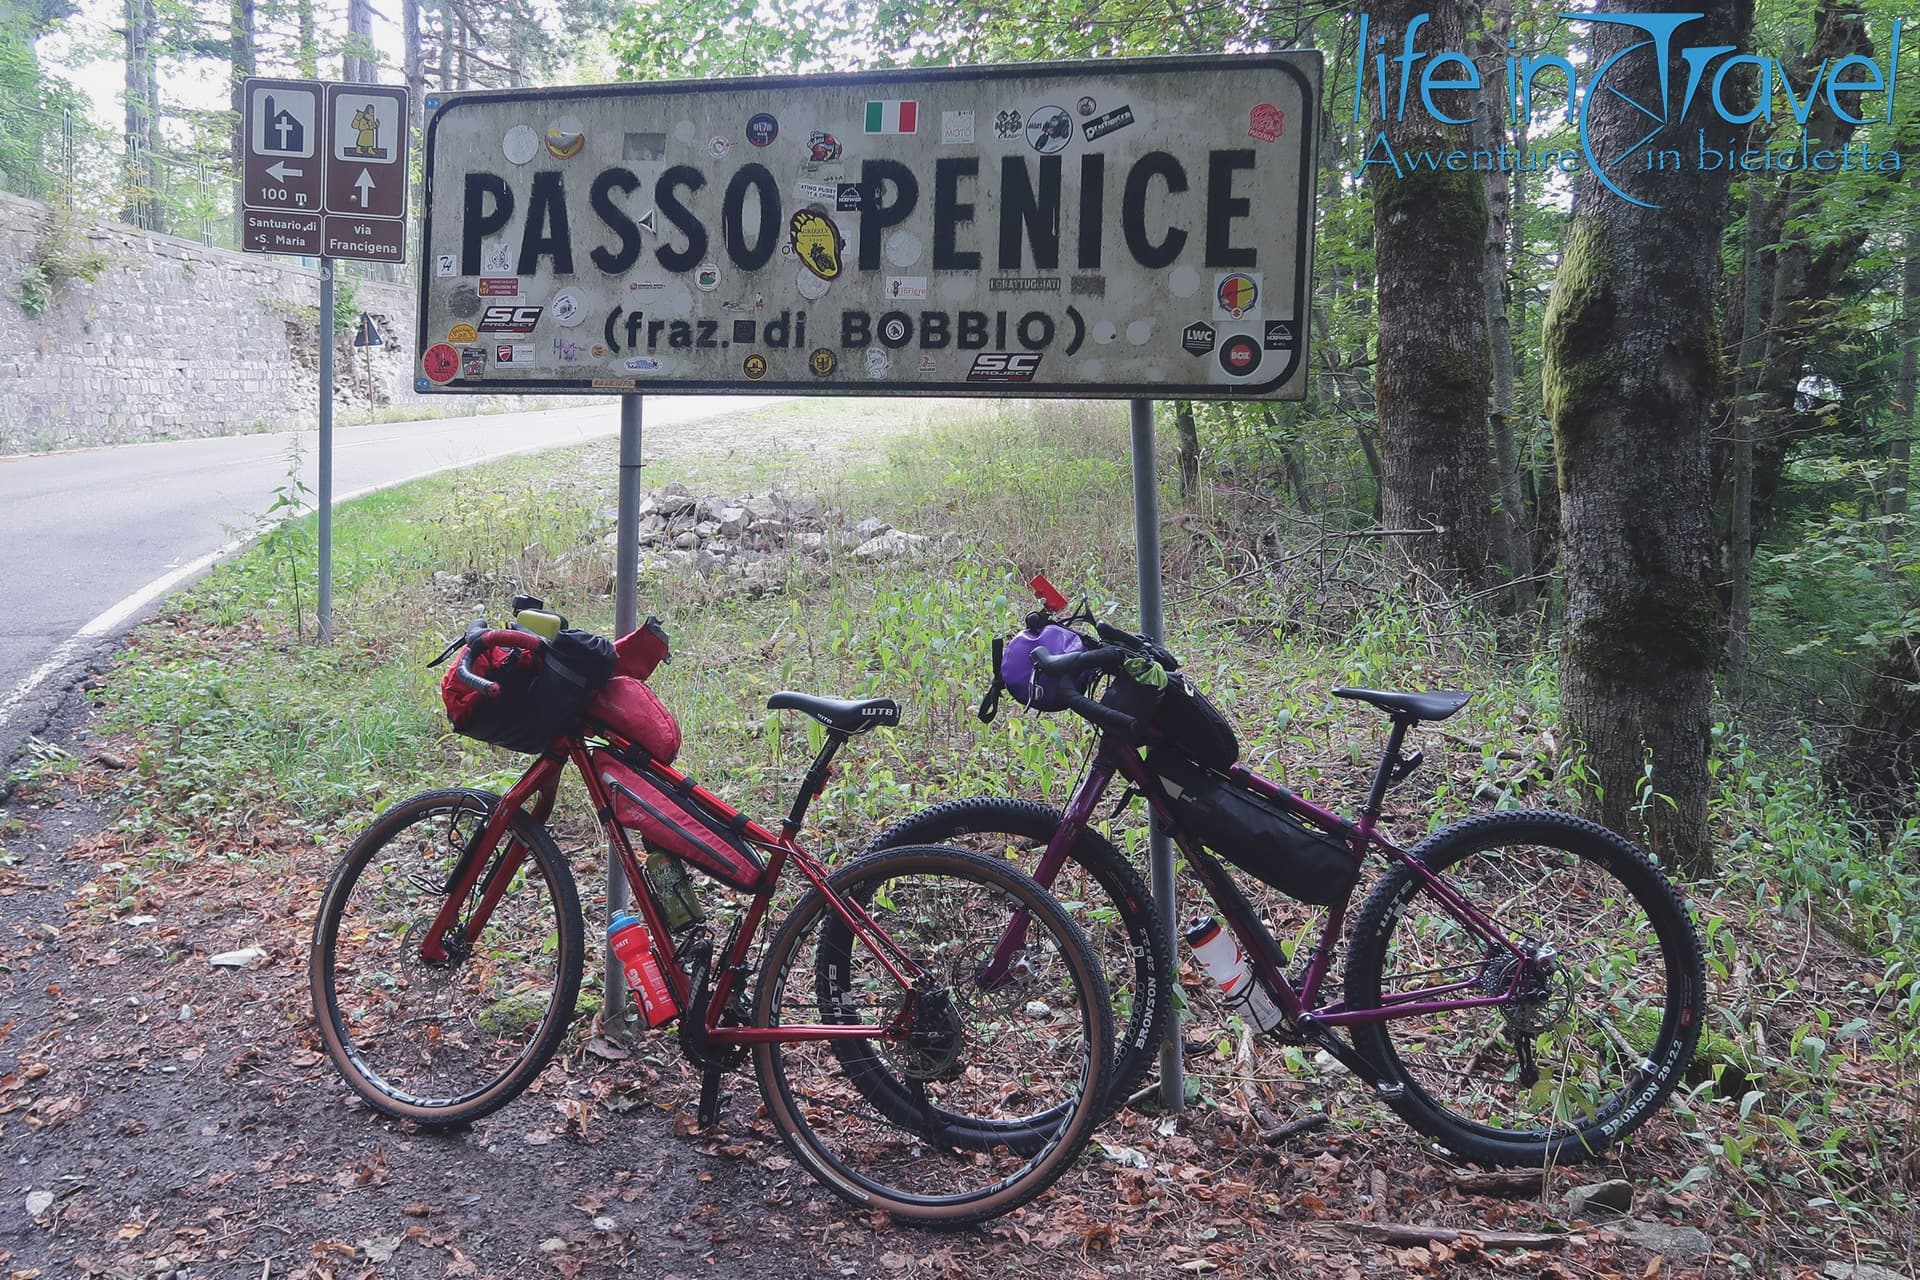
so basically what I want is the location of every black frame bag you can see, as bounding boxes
[1101,669,1240,770]
[1148,750,1360,906]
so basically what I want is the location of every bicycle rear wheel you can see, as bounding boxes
[861,797,1172,1120]
[310,789,585,1127]
[1344,810,1705,1166]
[753,844,1112,1226]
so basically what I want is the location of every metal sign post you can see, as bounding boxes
[606,392,645,1029]
[317,258,335,640]
[242,75,410,645]
[1128,397,1181,1109]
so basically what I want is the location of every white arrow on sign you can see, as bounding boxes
[353,168,375,206]
[265,161,304,181]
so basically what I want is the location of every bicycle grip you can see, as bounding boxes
[1059,686,1140,739]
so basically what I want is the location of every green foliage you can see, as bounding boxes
[13,205,111,317]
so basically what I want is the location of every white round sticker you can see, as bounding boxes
[502,124,539,165]
[550,289,586,326]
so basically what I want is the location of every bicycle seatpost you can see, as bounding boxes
[780,731,849,838]
[1361,717,1415,822]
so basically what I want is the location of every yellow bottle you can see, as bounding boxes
[516,608,564,640]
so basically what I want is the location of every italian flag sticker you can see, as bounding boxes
[864,100,918,133]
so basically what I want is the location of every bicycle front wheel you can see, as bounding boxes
[310,789,586,1127]
[1345,810,1705,1166]
[753,844,1113,1226]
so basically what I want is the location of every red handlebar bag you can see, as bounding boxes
[441,629,615,754]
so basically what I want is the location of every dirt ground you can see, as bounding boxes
[0,684,1833,1280]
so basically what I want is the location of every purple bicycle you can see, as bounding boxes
[864,577,1705,1166]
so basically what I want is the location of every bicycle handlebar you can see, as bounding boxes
[451,627,542,698]
[1030,644,1130,680]
[1030,644,1143,738]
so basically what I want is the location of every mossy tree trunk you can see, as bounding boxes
[1543,0,1752,879]
[122,0,159,229]
[1366,0,1492,587]
[1889,237,1919,527]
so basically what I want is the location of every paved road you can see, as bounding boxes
[0,396,787,772]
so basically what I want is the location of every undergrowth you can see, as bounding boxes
[84,399,1920,1271]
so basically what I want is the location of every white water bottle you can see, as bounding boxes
[1184,916,1283,1032]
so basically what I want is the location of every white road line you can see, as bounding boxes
[0,406,782,738]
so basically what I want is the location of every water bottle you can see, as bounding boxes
[515,608,564,640]
[1184,916,1283,1033]
[645,850,704,931]
[607,912,679,1027]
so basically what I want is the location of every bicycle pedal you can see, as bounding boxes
[696,1066,725,1128]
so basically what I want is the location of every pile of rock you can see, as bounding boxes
[598,483,931,593]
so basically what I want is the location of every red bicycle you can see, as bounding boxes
[308,614,1113,1226]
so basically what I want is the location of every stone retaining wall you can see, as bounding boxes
[0,192,535,454]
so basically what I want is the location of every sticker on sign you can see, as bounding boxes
[416,53,1319,399]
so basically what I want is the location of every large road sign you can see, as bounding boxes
[415,54,1320,399]
[242,76,410,263]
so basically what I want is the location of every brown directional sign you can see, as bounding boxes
[242,77,324,217]
[243,209,322,255]
[322,214,406,263]
[324,83,409,219]
[242,76,408,261]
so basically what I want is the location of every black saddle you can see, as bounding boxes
[767,691,901,734]
[1331,687,1471,722]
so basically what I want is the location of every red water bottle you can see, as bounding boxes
[608,912,679,1027]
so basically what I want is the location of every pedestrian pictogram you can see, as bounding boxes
[325,85,407,221]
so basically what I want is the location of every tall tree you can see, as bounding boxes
[1475,0,1533,608]
[342,0,372,79]
[1363,0,1493,585]
[1543,0,1754,878]
[229,0,255,243]
[122,0,159,228]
